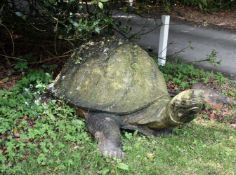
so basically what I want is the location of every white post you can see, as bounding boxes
[129,0,134,6]
[158,15,170,66]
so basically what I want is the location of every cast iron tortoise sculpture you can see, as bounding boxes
[49,38,205,159]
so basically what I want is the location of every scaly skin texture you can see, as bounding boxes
[86,113,124,159]
[123,89,204,129]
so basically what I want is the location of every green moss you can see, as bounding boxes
[52,43,169,113]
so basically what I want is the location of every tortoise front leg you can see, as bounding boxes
[86,113,124,159]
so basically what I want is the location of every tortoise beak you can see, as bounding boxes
[178,106,201,123]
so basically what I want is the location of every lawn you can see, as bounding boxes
[0,62,235,175]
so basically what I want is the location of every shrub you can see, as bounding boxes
[1,0,113,42]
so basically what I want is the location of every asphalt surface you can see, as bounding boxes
[113,12,236,78]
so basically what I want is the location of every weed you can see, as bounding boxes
[0,63,236,174]
[14,60,28,72]
[159,61,231,91]
[0,70,89,174]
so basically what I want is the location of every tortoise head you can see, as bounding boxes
[167,89,205,125]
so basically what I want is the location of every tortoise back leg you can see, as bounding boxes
[86,113,124,159]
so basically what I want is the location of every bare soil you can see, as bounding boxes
[136,4,236,30]
[170,5,236,30]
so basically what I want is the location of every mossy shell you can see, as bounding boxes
[51,39,169,115]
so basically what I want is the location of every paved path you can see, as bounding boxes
[113,12,236,78]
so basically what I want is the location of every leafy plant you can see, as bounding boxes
[206,49,221,66]
[14,60,28,72]
[0,70,89,174]
[1,0,114,42]
[159,61,230,90]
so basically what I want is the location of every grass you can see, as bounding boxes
[11,121,236,175]
[0,62,236,175]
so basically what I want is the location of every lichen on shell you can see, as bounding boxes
[51,37,169,115]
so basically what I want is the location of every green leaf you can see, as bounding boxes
[98,168,110,175]
[37,153,47,165]
[117,162,129,171]
[15,11,23,17]
[95,27,101,34]
[98,2,103,9]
